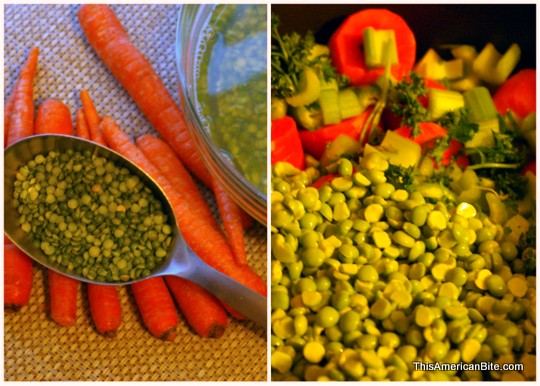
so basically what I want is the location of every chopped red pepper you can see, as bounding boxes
[310,173,340,189]
[493,69,536,119]
[271,116,305,170]
[298,108,372,160]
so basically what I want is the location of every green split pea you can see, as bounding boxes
[12,149,173,283]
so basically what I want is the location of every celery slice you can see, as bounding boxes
[414,48,442,76]
[451,45,478,61]
[428,88,465,120]
[463,87,498,123]
[415,48,463,81]
[495,43,521,84]
[443,59,464,80]
[320,135,362,167]
[378,130,422,168]
[464,118,500,148]
[307,44,330,61]
[473,43,521,85]
[285,66,321,107]
[338,88,363,120]
[450,75,481,92]
[319,77,339,92]
[319,89,341,125]
[363,27,398,69]
[291,106,323,131]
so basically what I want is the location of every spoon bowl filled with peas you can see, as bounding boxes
[4,134,267,327]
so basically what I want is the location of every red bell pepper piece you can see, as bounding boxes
[298,108,372,160]
[271,116,305,170]
[311,173,340,189]
[493,69,536,119]
[328,8,416,86]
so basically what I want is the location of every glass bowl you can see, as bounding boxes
[176,4,267,225]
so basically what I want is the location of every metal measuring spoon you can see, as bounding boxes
[4,135,267,328]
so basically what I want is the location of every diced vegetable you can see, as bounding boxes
[338,88,363,120]
[299,108,372,159]
[493,69,536,118]
[463,86,499,122]
[415,48,464,81]
[271,97,288,120]
[271,116,305,170]
[328,9,416,86]
[363,27,398,68]
[378,130,422,167]
[428,88,464,120]
[319,88,341,125]
[319,134,362,167]
[285,66,321,107]
[291,105,324,131]
[473,42,521,85]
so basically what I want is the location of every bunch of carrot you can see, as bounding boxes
[4,4,266,340]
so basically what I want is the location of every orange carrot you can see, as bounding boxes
[34,98,79,327]
[4,244,33,312]
[6,46,39,146]
[135,134,218,231]
[4,48,38,311]
[48,270,78,327]
[78,5,213,188]
[135,134,232,330]
[4,79,18,147]
[165,276,228,338]
[79,90,106,145]
[239,210,256,231]
[212,179,248,266]
[35,99,74,135]
[100,117,267,305]
[75,108,91,140]
[131,277,178,341]
[87,284,123,337]
[73,111,123,337]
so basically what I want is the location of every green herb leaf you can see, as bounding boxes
[389,72,429,137]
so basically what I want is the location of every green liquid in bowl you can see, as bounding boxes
[195,4,267,194]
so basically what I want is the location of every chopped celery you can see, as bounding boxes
[355,85,381,111]
[377,130,422,168]
[428,88,465,120]
[338,88,363,120]
[291,105,323,131]
[449,45,480,92]
[320,135,362,167]
[319,77,339,91]
[450,75,481,92]
[319,89,341,125]
[464,118,500,148]
[451,45,478,61]
[414,48,441,75]
[363,27,398,69]
[473,43,521,85]
[463,87,498,123]
[271,97,288,120]
[443,59,464,79]
[415,48,463,81]
[307,44,330,61]
[285,66,321,107]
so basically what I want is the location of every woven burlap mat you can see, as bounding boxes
[4,4,267,382]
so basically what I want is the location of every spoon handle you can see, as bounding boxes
[181,250,267,328]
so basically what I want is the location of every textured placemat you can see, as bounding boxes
[4,4,267,382]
